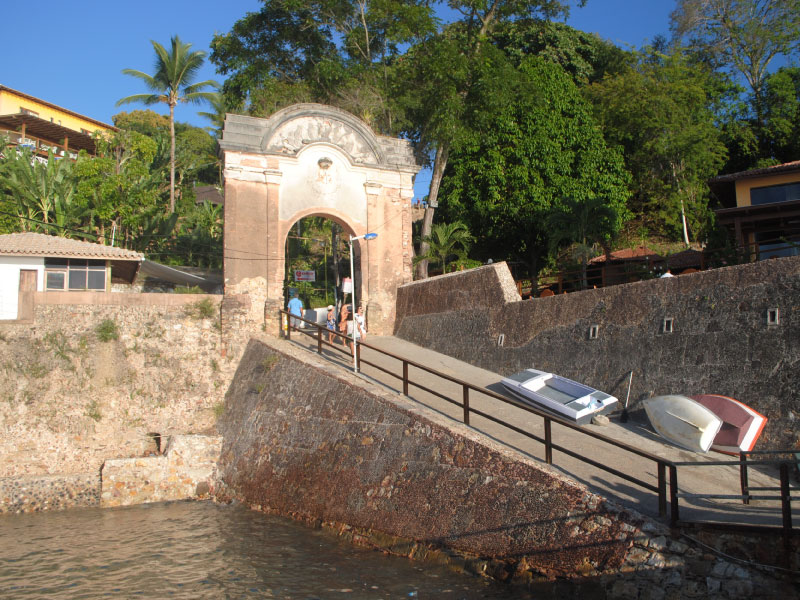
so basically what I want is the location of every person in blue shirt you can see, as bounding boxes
[287,292,303,328]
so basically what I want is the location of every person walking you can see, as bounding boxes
[287,292,303,328]
[354,305,367,341]
[325,305,336,343]
[338,304,349,345]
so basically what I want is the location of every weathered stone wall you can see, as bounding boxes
[214,338,790,595]
[101,434,222,507]
[0,473,99,513]
[0,295,245,480]
[394,258,800,450]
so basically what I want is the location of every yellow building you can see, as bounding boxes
[0,85,114,158]
[711,161,800,259]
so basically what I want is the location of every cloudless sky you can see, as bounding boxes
[3,0,675,200]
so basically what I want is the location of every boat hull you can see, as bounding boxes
[643,395,722,453]
[690,394,768,455]
[500,369,618,425]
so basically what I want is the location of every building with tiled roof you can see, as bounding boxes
[0,233,142,320]
[709,161,800,260]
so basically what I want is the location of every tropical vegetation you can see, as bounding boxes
[1,1,798,287]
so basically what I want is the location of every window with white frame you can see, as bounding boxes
[44,258,107,291]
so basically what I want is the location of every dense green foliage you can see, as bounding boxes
[439,52,630,275]
[0,114,223,268]
[587,49,728,244]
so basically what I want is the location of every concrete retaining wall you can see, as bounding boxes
[213,338,788,595]
[394,258,800,450]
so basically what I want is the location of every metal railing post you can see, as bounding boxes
[317,325,322,354]
[657,462,667,518]
[544,419,552,464]
[355,343,361,372]
[739,452,750,504]
[402,361,408,396]
[669,465,680,526]
[780,462,792,561]
[462,385,470,426]
[286,313,291,340]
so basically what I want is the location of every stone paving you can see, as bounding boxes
[287,329,796,529]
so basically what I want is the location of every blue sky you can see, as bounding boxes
[3,1,675,199]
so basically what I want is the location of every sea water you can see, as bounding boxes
[0,501,530,599]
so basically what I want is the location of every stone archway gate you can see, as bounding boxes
[219,104,421,336]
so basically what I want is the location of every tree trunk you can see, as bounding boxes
[415,144,449,279]
[169,102,176,213]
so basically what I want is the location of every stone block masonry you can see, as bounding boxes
[394,257,800,450]
[101,435,222,507]
[213,337,791,595]
[0,294,249,480]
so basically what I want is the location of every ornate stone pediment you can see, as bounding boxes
[265,116,378,164]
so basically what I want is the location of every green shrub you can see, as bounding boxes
[96,319,119,342]
[175,285,204,294]
[213,402,225,418]
[185,297,217,319]
[87,399,102,421]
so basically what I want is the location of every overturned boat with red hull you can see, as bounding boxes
[690,394,768,455]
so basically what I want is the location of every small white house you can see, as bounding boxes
[0,232,143,320]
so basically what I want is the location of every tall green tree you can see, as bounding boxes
[117,35,219,213]
[588,49,727,244]
[670,0,800,156]
[762,67,800,162]
[398,1,577,279]
[438,51,630,279]
[210,0,437,131]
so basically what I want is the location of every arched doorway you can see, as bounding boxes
[219,104,420,335]
[282,214,369,325]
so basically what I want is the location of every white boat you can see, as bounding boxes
[500,369,618,425]
[643,395,723,453]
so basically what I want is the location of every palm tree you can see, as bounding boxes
[196,92,227,137]
[415,221,473,275]
[117,35,219,213]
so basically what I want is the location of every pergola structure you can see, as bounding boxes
[0,113,99,158]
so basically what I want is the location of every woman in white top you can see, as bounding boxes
[354,305,367,340]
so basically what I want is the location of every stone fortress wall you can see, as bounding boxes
[394,257,800,451]
[213,337,790,596]
[0,291,251,512]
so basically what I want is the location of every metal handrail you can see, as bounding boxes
[281,309,675,521]
[279,309,797,544]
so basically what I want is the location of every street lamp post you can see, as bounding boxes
[349,232,377,372]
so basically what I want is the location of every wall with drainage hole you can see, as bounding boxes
[394,257,800,451]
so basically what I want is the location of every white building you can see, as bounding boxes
[0,233,142,320]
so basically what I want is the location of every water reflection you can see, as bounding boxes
[0,501,526,599]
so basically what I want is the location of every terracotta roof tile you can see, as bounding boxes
[589,245,663,264]
[710,160,800,183]
[0,233,142,260]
